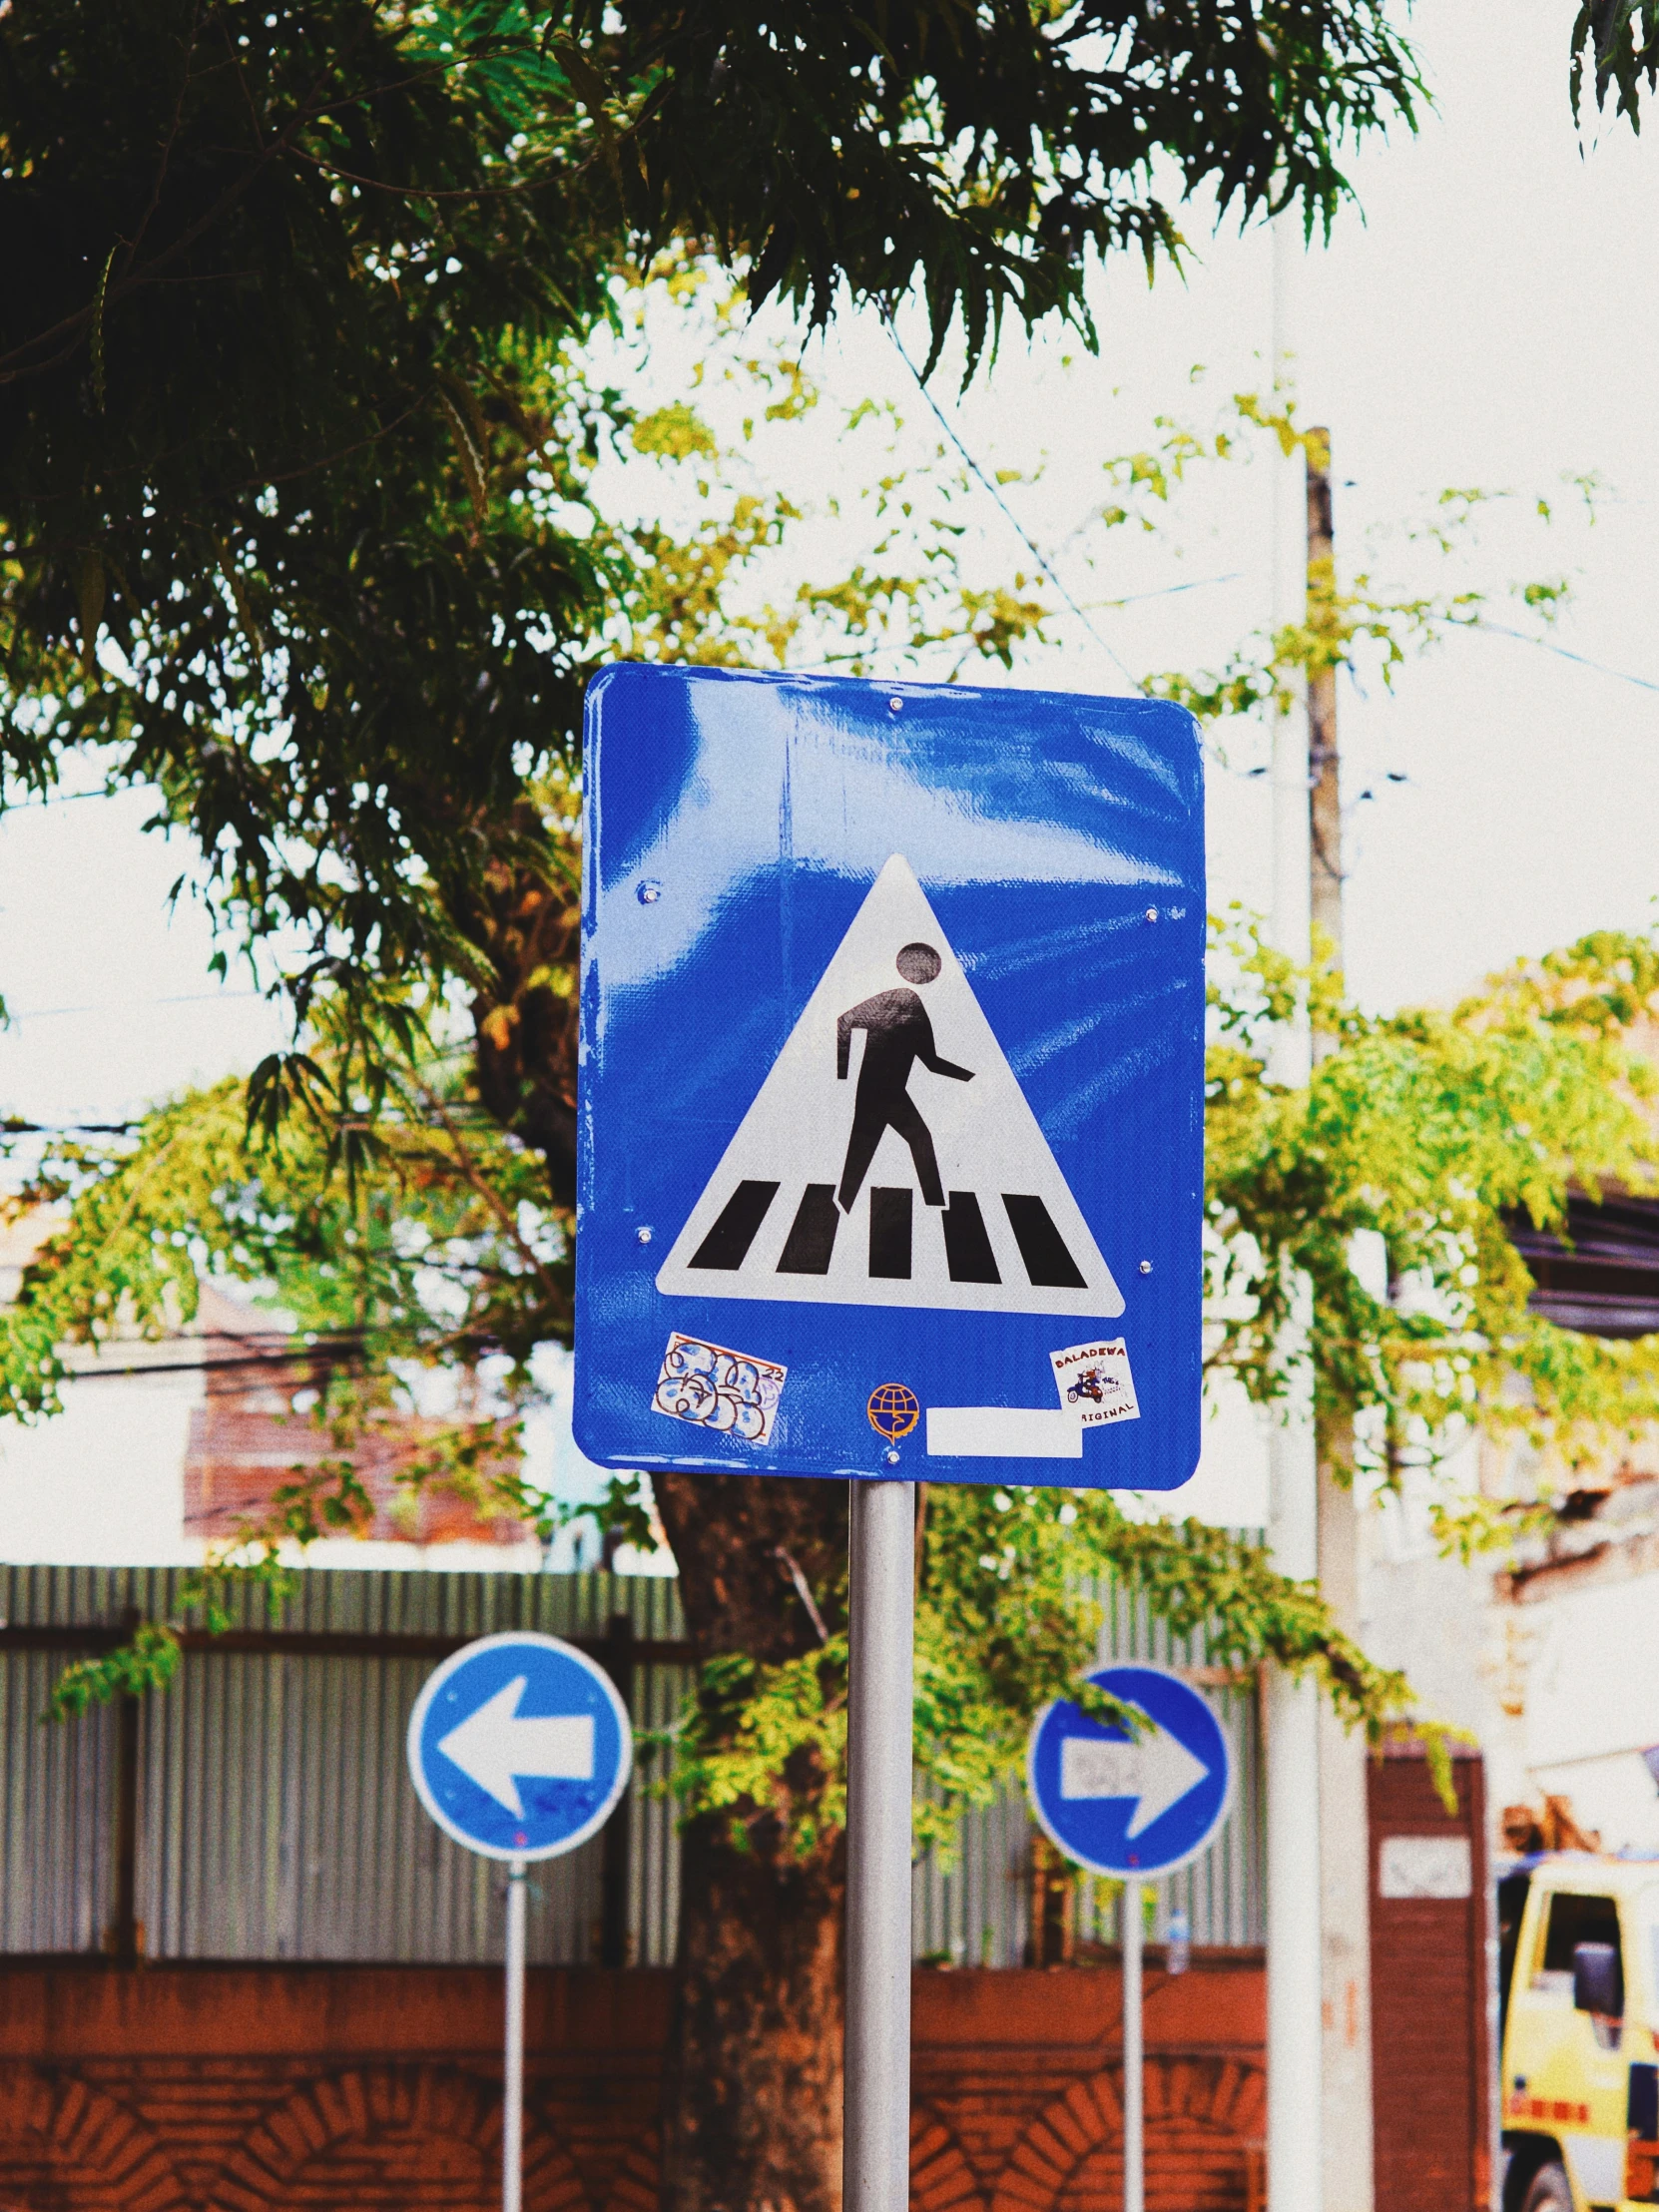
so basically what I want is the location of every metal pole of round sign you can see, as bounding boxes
[1122,1877,1143,2212]
[844,1477,916,2212]
[1026,1664,1233,2212]
[407,1632,634,2212]
[503,1860,527,2212]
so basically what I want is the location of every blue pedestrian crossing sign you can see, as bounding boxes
[1027,1662,1232,1878]
[406,1633,632,1863]
[576,665,1205,1489]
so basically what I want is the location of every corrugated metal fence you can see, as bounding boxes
[1,1562,1263,1966]
[912,1576,1265,1964]
[1,1566,687,1967]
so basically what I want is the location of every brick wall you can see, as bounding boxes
[1368,1748,1490,2212]
[181,1287,526,1548]
[0,1956,1264,2212]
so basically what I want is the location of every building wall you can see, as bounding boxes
[0,1957,1266,2212]
[1355,1451,1659,1857]
[179,1288,528,1551]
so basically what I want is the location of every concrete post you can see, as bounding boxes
[1266,210,1325,2212]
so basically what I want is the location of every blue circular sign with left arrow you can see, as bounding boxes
[407,1632,633,1863]
[1026,1661,1232,1878]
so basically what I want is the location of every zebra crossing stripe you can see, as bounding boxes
[688,1181,1089,1292]
[941,1192,998,1285]
[868,1188,911,1280]
[657,855,1124,1320]
[688,1180,779,1271]
[778,1185,839,1275]
[1002,1194,1087,1290]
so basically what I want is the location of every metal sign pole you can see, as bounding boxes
[844,1475,916,2212]
[504,1857,527,2212]
[1121,1877,1144,2212]
[1026,1670,1230,2212]
[408,1635,629,2212]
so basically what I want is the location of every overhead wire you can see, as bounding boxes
[878,317,1303,786]
[2,1114,140,1135]
[1475,621,1659,697]
[0,787,125,811]
[1104,571,1244,607]
[59,1348,365,1383]
[42,1327,374,1387]
[6,987,267,1023]
[880,311,1143,689]
[879,313,1659,817]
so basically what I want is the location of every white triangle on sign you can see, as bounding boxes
[655,854,1125,1317]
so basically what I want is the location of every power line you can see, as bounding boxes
[0,1098,508,1142]
[60,1353,362,1383]
[1104,571,1244,607]
[54,1335,372,1385]
[878,321,1659,726]
[0,788,125,811]
[880,312,1142,690]
[1477,621,1659,697]
[6,987,266,1024]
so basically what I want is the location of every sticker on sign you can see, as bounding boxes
[1050,1339,1140,1427]
[652,1331,786,1443]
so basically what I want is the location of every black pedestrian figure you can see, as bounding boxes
[835,942,973,1213]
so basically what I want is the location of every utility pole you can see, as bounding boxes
[1304,427,1378,2212]
[1265,213,1323,2212]
[1306,431,1343,992]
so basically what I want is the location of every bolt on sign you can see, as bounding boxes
[575,666,1205,1491]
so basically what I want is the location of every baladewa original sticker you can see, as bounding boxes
[1049,1338,1141,1429]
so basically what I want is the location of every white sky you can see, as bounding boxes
[0,0,1652,1541]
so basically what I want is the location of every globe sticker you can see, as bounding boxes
[652,1332,786,1444]
[1049,1339,1141,1428]
[866,1383,920,1441]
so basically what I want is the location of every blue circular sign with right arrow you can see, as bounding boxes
[1026,1661,1232,1877]
[407,1631,632,1864]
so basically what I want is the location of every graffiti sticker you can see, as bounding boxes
[652,1333,787,1444]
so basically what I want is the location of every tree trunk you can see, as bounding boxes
[653,1469,853,2212]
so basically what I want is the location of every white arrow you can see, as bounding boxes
[437,1678,595,1817]
[1059,1717,1209,1840]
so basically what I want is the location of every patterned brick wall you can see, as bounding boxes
[0,1956,1264,2212]
[180,1286,526,1548]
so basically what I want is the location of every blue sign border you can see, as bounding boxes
[1026,1661,1233,1878]
[406,1631,633,1864]
[575,664,1206,1490]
